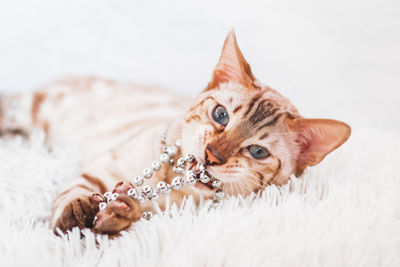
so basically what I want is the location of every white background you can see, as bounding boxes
[0,0,399,133]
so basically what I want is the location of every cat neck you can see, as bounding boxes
[164,116,184,147]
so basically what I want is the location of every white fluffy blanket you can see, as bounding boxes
[0,128,399,267]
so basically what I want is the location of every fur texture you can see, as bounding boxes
[0,128,399,266]
[0,32,350,235]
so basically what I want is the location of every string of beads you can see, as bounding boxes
[96,138,225,220]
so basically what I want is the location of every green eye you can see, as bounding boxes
[212,105,229,126]
[247,145,270,159]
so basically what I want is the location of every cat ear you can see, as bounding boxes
[288,118,351,175]
[206,30,256,90]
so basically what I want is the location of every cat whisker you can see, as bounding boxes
[245,166,281,184]
[235,180,246,196]
[238,179,253,195]
[239,171,267,189]
[235,179,244,194]
[245,166,273,179]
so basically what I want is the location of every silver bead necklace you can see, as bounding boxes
[96,136,225,220]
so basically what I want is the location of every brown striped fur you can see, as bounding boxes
[0,30,351,236]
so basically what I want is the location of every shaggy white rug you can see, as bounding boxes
[0,127,399,267]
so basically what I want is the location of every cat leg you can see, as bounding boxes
[91,181,143,237]
[52,173,108,235]
[53,176,143,237]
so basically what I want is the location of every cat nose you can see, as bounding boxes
[205,146,223,165]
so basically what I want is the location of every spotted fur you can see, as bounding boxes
[0,30,351,236]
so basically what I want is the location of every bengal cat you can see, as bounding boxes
[0,31,350,237]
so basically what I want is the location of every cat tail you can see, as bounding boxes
[0,91,35,136]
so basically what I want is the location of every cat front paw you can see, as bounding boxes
[53,194,101,235]
[92,182,143,237]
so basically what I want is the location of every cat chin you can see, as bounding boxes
[188,185,217,198]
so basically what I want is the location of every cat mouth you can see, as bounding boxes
[188,160,216,191]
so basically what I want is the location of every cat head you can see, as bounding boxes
[181,30,351,196]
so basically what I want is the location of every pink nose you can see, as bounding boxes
[205,147,222,165]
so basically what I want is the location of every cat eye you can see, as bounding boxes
[247,145,270,159]
[212,105,229,126]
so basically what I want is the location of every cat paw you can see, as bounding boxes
[92,182,143,236]
[53,194,101,235]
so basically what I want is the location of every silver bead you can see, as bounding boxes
[103,192,112,199]
[136,195,145,203]
[166,146,178,156]
[211,179,221,188]
[196,162,206,173]
[127,188,138,198]
[150,191,159,200]
[214,189,225,201]
[157,182,168,194]
[185,174,197,186]
[200,173,210,183]
[110,193,119,201]
[176,157,186,167]
[143,168,153,179]
[169,159,174,165]
[151,161,161,171]
[160,153,170,163]
[142,185,153,197]
[99,202,107,210]
[175,139,182,147]
[185,170,196,178]
[133,176,144,186]
[171,176,184,190]
[184,153,195,163]
[173,166,185,174]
